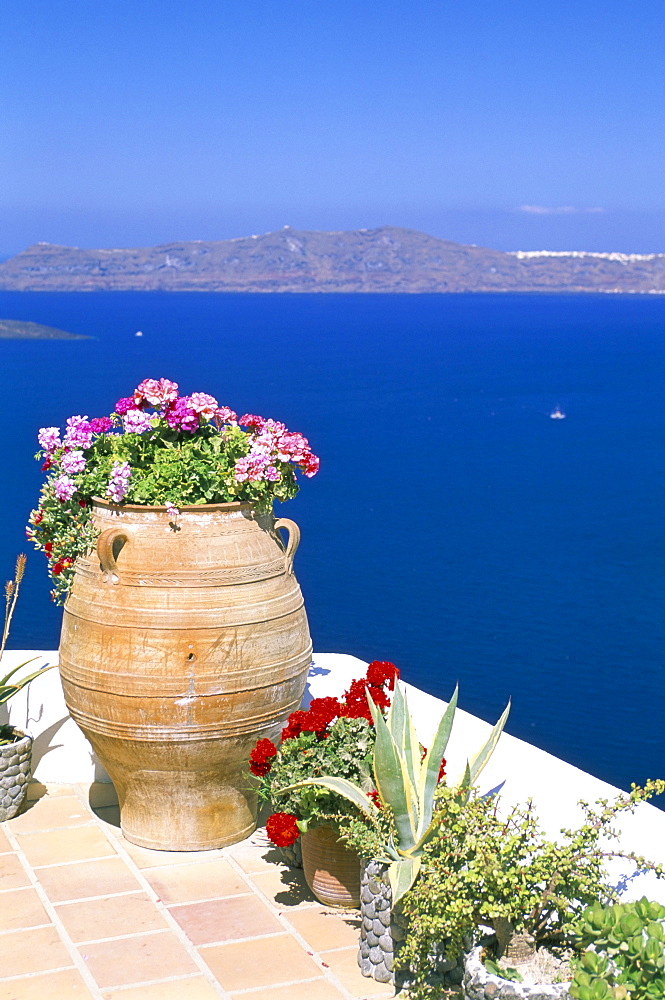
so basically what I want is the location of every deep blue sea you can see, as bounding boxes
[1,292,663,797]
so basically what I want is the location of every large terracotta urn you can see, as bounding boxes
[59,499,312,851]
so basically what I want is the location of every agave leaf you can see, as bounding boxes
[367,690,418,850]
[276,776,380,820]
[466,700,510,786]
[0,659,53,706]
[416,685,459,839]
[386,683,421,793]
[388,856,422,905]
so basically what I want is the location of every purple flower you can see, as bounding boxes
[123,409,153,434]
[90,416,113,434]
[114,397,136,415]
[38,426,62,453]
[61,450,86,474]
[107,461,132,503]
[53,475,77,502]
[165,502,180,519]
[164,397,200,433]
[63,415,93,450]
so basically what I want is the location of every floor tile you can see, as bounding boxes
[225,833,280,874]
[201,933,322,992]
[229,982,347,1000]
[123,840,225,869]
[0,852,31,891]
[7,795,91,833]
[18,823,116,867]
[248,865,317,909]
[318,946,395,998]
[56,891,169,942]
[26,782,75,802]
[101,977,221,1000]
[287,905,363,951]
[0,925,74,977]
[0,886,51,932]
[80,929,199,988]
[37,856,141,903]
[0,967,95,999]
[169,893,283,944]
[144,857,248,904]
[92,805,120,828]
[0,826,11,852]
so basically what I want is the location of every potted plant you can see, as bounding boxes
[397,779,665,999]
[280,681,510,986]
[0,555,54,820]
[250,659,399,906]
[27,378,319,850]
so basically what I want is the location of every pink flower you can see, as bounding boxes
[107,461,132,503]
[114,397,136,415]
[238,414,266,430]
[63,416,93,450]
[234,451,280,483]
[275,431,310,463]
[123,408,154,434]
[301,454,320,477]
[164,397,199,433]
[38,426,62,453]
[134,378,179,409]
[214,406,238,424]
[89,416,113,433]
[53,475,77,502]
[165,502,180,519]
[61,450,86,474]
[188,392,219,419]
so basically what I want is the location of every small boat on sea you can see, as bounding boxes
[135,330,143,337]
[550,407,566,419]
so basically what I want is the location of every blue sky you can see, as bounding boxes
[2,1,665,255]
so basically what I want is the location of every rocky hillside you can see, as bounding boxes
[1,226,664,293]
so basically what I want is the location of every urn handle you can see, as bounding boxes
[97,528,129,584]
[274,517,300,575]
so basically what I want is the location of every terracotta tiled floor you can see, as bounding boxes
[0,783,396,999]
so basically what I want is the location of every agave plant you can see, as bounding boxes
[0,554,54,744]
[279,682,510,903]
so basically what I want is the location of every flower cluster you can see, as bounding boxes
[27,377,319,602]
[252,662,400,847]
[265,812,300,847]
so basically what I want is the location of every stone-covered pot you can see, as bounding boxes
[278,836,303,868]
[301,825,361,907]
[358,858,464,990]
[0,729,32,821]
[463,944,572,999]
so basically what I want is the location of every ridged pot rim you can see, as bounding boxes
[0,728,32,751]
[91,497,264,514]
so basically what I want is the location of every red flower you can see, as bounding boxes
[266,812,300,847]
[366,661,399,690]
[308,697,341,728]
[438,758,447,782]
[281,709,310,741]
[34,511,43,525]
[52,561,64,575]
[368,789,382,809]
[249,738,278,776]
[44,543,53,556]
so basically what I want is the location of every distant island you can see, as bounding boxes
[0,319,88,339]
[0,226,664,294]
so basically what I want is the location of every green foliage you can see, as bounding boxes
[261,716,379,830]
[484,958,524,982]
[570,898,665,1000]
[397,781,665,999]
[282,683,510,903]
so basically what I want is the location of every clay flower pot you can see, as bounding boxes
[301,824,361,908]
[59,499,312,851]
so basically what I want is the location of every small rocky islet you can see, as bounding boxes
[0,318,88,339]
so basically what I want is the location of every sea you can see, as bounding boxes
[0,291,663,799]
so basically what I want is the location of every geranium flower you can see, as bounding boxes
[107,461,132,503]
[61,450,86,475]
[63,416,93,450]
[188,392,219,419]
[249,738,278,776]
[164,397,199,433]
[265,812,300,847]
[53,475,77,502]
[89,416,113,434]
[134,377,180,409]
[123,409,154,434]
[37,426,61,453]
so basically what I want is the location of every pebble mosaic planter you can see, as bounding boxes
[278,836,303,868]
[463,944,572,1000]
[0,730,32,821]
[357,859,464,990]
